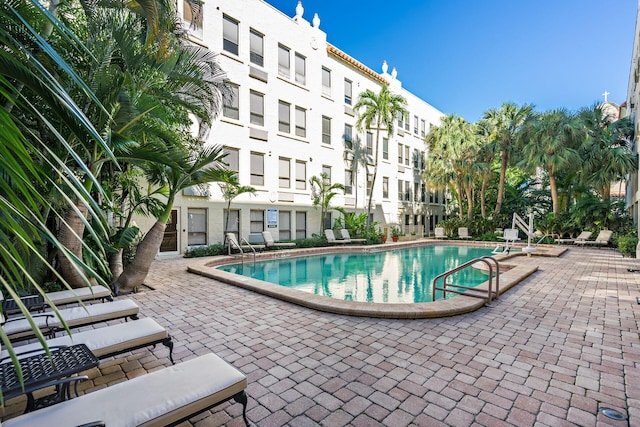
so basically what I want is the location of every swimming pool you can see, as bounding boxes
[217,245,496,303]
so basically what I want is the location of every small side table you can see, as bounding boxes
[0,344,100,412]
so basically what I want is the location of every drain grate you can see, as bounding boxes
[599,407,628,421]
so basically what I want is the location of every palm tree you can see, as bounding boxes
[113,143,230,293]
[577,105,636,200]
[424,115,477,219]
[354,85,407,229]
[480,102,533,217]
[219,174,256,238]
[519,109,582,214]
[310,173,345,234]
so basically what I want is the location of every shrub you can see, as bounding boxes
[616,234,638,257]
[183,243,227,258]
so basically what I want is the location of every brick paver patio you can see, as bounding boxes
[3,247,640,426]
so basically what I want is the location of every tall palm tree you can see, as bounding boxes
[219,174,256,238]
[354,85,407,229]
[519,109,581,214]
[425,115,477,219]
[480,102,533,217]
[577,105,636,200]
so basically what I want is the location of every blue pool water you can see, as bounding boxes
[217,245,497,303]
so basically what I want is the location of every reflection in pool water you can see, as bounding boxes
[217,245,496,303]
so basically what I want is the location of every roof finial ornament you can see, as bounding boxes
[295,1,304,19]
[382,60,388,74]
[312,13,320,28]
[602,90,610,103]
[391,67,397,79]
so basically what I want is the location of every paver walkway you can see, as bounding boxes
[3,247,640,426]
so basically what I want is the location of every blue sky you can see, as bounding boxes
[265,0,637,123]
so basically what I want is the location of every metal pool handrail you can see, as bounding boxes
[431,256,500,304]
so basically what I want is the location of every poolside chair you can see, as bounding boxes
[325,229,349,244]
[572,231,594,246]
[2,299,139,342]
[340,229,367,244]
[498,228,520,243]
[1,317,174,363]
[227,232,265,255]
[1,285,113,315]
[3,353,249,427]
[434,227,447,239]
[581,230,613,248]
[458,227,472,240]
[262,231,296,248]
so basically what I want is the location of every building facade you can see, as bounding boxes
[626,1,640,236]
[146,0,445,254]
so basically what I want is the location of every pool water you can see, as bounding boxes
[217,245,496,303]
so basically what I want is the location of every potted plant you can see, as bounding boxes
[391,226,402,242]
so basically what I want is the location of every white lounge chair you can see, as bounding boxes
[458,227,472,240]
[499,228,520,243]
[340,229,366,243]
[2,353,249,427]
[2,299,140,341]
[325,229,349,244]
[1,317,174,363]
[227,232,265,255]
[562,231,593,245]
[1,285,113,315]
[434,227,447,239]
[581,230,613,248]
[262,231,296,248]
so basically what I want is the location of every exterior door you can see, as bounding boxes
[160,210,178,252]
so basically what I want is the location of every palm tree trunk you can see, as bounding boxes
[57,201,90,288]
[549,167,559,215]
[456,182,464,220]
[366,126,381,229]
[495,150,508,215]
[465,185,473,220]
[109,249,124,283]
[480,179,487,218]
[112,221,166,293]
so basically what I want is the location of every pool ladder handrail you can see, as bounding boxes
[431,256,500,304]
[227,236,258,266]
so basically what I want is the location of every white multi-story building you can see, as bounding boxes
[149,0,445,254]
[626,2,640,235]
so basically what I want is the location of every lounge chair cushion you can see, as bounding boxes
[2,299,139,340]
[3,353,247,427]
[0,317,167,360]
[45,285,112,306]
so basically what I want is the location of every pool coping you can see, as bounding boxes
[187,240,563,319]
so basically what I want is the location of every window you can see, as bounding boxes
[382,137,389,160]
[405,180,411,201]
[322,67,331,96]
[187,208,207,246]
[366,132,373,157]
[223,209,239,234]
[279,211,291,241]
[322,165,331,182]
[250,152,264,185]
[344,79,353,105]
[295,53,306,85]
[414,115,419,134]
[404,112,409,131]
[295,106,306,137]
[223,147,239,173]
[344,124,353,150]
[383,177,389,199]
[421,183,426,202]
[183,0,203,38]
[222,15,239,55]
[322,116,331,144]
[295,211,307,239]
[223,84,239,120]
[398,143,403,164]
[344,170,353,194]
[366,174,373,197]
[405,146,410,166]
[279,101,290,133]
[421,119,426,137]
[249,29,264,66]
[250,209,264,233]
[413,149,420,169]
[279,157,290,188]
[398,180,403,201]
[414,182,419,202]
[278,44,290,77]
[296,160,306,190]
[397,112,403,129]
[250,90,264,126]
